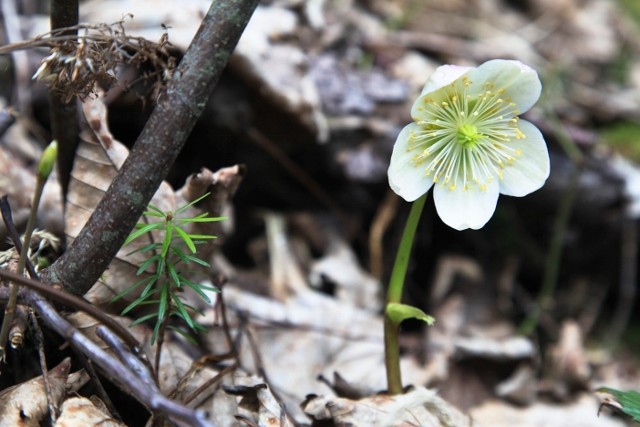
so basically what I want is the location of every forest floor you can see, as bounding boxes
[2,0,640,426]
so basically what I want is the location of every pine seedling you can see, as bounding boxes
[112,192,224,348]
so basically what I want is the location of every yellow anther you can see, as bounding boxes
[515,129,525,140]
[442,102,449,108]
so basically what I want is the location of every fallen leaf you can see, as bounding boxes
[0,358,70,427]
[303,387,473,427]
[54,397,125,427]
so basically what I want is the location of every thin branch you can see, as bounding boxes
[0,197,142,353]
[42,0,259,296]
[1,0,32,114]
[26,291,212,426]
[30,310,57,424]
[70,345,123,422]
[0,269,141,353]
[95,325,156,389]
[49,0,80,200]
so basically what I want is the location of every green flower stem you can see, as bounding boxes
[385,193,427,394]
[0,174,49,360]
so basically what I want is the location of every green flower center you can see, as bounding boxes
[407,76,526,192]
[456,124,482,147]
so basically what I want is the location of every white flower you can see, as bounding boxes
[388,59,550,230]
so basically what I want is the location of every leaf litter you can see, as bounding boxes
[1,0,640,426]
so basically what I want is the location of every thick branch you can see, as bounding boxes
[43,0,259,295]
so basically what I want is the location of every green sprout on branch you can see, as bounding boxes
[111,192,224,349]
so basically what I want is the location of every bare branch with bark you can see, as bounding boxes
[42,0,259,295]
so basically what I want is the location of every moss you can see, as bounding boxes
[618,0,640,26]
[600,122,640,162]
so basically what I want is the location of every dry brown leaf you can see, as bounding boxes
[65,94,171,306]
[495,364,538,406]
[54,397,125,427]
[309,233,381,311]
[65,94,242,306]
[202,284,432,423]
[470,394,625,427]
[229,380,295,427]
[76,1,327,140]
[303,387,473,427]
[544,320,591,399]
[0,358,70,426]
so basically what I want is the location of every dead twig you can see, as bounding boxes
[1,0,32,114]
[242,322,300,427]
[369,189,400,280]
[49,0,79,200]
[30,309,56,424]
[27,290,212,426]
[95,325,156,389]
[69,343,123,422]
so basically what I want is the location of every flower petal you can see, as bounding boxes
[467,59,541,114]
[388,123,435,202]
[499,120,550,197]
[412,65,473,120]
[419,64,473,97]
[433,178,500,230]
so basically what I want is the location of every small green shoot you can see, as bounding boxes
[0,140,57,361]
[598,387,640,421]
